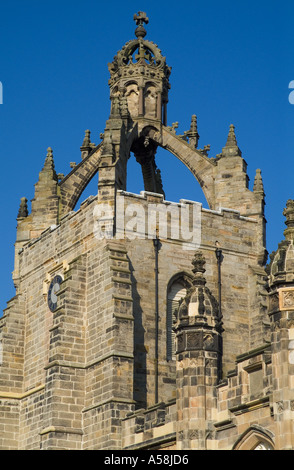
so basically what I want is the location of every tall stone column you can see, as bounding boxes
[174,251,223,450]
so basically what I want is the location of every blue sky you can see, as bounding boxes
[0,0,294,313]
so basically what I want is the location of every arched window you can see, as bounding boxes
[166,274,192,361]
[233,426,274,450]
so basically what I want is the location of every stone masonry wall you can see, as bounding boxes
[0,187,265,449]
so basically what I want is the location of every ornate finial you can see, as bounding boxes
[133,11,149,38]
[253,168,265,197]
[222,124,241,157]
[82,130,91,147]
[191,250,207,286]
[186,115,199,148]
[80,130,95,159]
[192,250,206,273]
[17,197,28,218]
[283,199,294,240]
[226,124,237,145]
[43,147,56,172]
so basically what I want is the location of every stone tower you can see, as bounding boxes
[0,12,293,450]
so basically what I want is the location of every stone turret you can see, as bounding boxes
[174,251,222,450]
[17,197,28,219]
[266,200,294,449]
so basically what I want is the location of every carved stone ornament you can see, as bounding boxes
[279,288,294,311]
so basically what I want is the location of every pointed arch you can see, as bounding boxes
[126,123,216,209]
[59,144,102,215]
[166,271,193,361]
[233,425,275,450]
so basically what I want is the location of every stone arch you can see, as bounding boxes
[233,425,275,450]
[166,271,193,360]
[128,124,216,209]
[59,144,102,215]
[159,127,216,209]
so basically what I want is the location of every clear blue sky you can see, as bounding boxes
[0,0,294,313]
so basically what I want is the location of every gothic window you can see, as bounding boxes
[167,276,191,361]
[233,426,274,450]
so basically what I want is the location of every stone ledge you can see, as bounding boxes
[229,395,270,415]
[0,384,45,400]
[123,432,176,450]
[45,350,134,371]
[40,425,83,436]
[83,397,135,413]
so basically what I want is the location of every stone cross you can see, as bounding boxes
[133,11,149,26]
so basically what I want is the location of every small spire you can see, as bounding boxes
[41,147,58,180]
[186,115,199,149]
[44,147,54,167]
[226,124,238,146]
[283,199,294,241]
[253,168,265,197]
[17,197,28,218]
[222,124,241,157]
[82,130,91,148]
[80,130,95,159]
[191,250,206,286]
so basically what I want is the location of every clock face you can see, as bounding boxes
[47,275,63,312]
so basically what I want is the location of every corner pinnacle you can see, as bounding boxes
[222,124,241,157]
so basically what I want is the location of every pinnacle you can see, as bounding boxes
[44,147,54,166]
[283,199,294,240]
[41,147,58,181]
[226,124,238,146]
[191,250,207,286]
[17,197,28,218]
[253,168,265,196]
[81,130,91,148]
[222,124,241,157]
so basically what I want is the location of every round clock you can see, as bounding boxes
[47,275,63,312]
